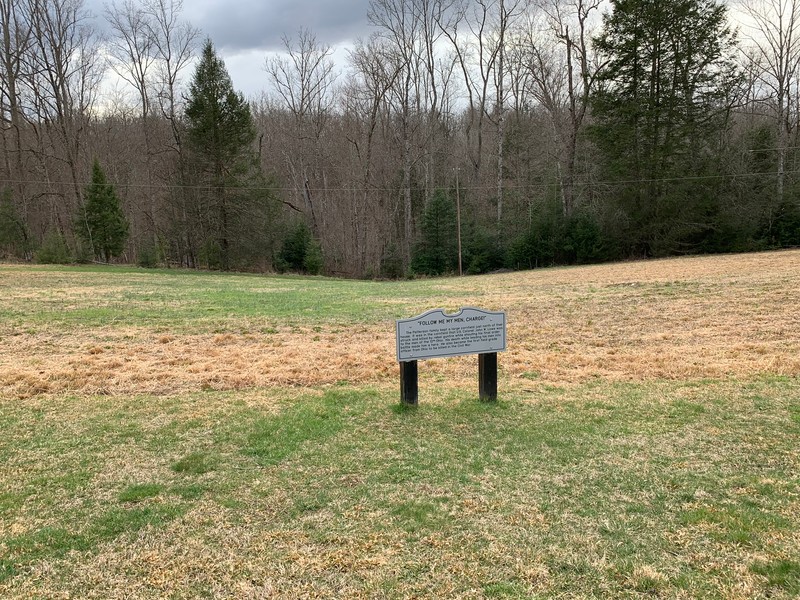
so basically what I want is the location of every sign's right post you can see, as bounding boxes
[479,352,498,401]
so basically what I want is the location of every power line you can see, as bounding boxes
[1,168,798,195]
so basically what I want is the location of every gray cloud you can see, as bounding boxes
[192,0,371,52]
[86,0,372,99]
[86,0,372,51]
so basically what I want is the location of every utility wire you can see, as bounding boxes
[0,169,798,194]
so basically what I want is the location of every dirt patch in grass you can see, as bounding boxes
[1,250,799,398]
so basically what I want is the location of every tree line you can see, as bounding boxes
[1,0,799,277]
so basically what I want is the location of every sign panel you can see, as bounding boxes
[396,307,506,362]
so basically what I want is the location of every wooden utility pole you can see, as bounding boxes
[455,167,463,276]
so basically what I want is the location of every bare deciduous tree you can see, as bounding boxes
[369,0,424,264]
[266,27,338,236]
[741,0,800,203]
[144,0,198,151]
[105,0,159,244]
[515,0,601,216]
[436,0,526,227]
[25,0,103,235]
[344,37,402,273]
[0,0,32,246]
[105,0,155,122]
[369,0,454,264]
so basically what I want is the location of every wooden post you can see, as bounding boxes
[400,360,418,405]
[479,353,498,401]
[455,168,463,277]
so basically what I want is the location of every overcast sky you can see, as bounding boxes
[88,0,373,99]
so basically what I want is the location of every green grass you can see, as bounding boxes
[171,452,216,475]
[245,393,348,465]
[1,379,798,597]
[750,560,800,594]
[1,261,799,597]
[0,264,464,332]
[118,483,163,503]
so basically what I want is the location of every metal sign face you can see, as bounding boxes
[396,307,506,362]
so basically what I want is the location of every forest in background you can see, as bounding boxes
[1,0,800,277]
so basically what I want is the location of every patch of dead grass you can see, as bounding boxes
[1,250,799,399]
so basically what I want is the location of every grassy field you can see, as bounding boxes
[0,251,799,598]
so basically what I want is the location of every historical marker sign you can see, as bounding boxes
[396,307,506,362]
[395,307,506,404]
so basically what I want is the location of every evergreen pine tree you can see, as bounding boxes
[411,190,458,276]
[591,0,741,255]
[184,39,269,271]
[0,188,30,259]
[76,161,129,262]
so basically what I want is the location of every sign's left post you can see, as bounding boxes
[400,360,418,405]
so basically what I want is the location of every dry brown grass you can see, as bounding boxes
[1,250,799,399]
[1,247,798,599]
